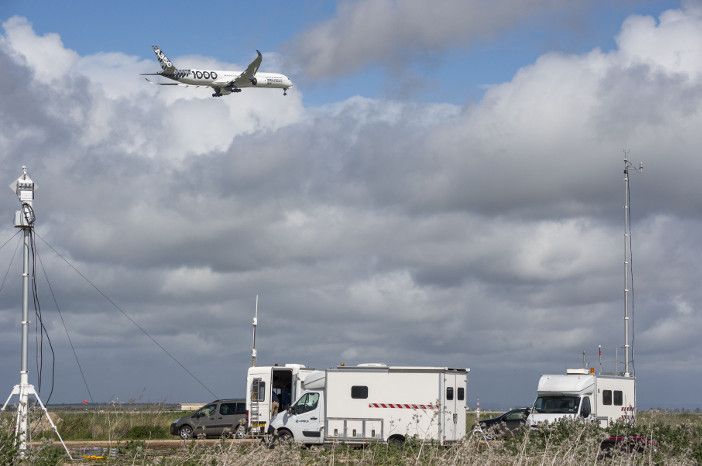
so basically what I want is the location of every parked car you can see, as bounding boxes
[479,408,530,435]
[170,399,247,439]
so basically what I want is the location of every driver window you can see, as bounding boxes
[291,393,320,415]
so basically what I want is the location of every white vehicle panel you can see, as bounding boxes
[271,365,469,445]
[595,376,636,427]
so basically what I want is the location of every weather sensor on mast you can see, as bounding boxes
[1,167,72,460]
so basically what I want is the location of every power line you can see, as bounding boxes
[0,229,21,254]
[30,231,55,402]
[0,234,21,296]
[36,248,93,403]
[34,231,219,400]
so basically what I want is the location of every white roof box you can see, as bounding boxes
[283,364,306,370]
[301,370,326,390]
[357,363,387,368]
[566,368,590,375]
[538,374,595,394]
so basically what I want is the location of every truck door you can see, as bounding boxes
[286,392,324,444]
[249,372,272,433]
[455,373,467,438]
[442,373,459,442]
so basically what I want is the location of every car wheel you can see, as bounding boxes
[179,425,194,439]
[234,424,247,439]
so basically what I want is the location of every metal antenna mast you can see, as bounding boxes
[251,294,259,367]
[0,167,72,460]
[623,152,642,377]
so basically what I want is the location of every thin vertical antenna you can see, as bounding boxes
[623,151,642,377]
[251,294,258,367]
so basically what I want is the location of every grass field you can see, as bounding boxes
[1,408,701,464]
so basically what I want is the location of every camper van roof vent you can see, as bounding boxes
[566,368,589,375]
[357,363,388,368]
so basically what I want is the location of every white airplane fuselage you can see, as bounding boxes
[170,69,292,94]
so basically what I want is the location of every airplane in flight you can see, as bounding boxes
[143,46,293,97]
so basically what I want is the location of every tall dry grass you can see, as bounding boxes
[3,410,701,464]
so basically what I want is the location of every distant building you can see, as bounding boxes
[180,402,206,411]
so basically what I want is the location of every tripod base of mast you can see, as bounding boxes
[1,383,73,460]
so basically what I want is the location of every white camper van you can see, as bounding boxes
[246,364,314,434]
[526,369,635,428]
[268,364,469,445]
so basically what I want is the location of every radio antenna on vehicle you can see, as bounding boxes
[251,294,259,367]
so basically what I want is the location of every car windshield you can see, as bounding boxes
[505,410,527,421]
[533,396,580,414]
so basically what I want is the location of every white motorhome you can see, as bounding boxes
[268,364,469,445]
[526,369,635,428]
[246,364,315,434]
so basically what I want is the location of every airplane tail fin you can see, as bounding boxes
[152,45,176,74]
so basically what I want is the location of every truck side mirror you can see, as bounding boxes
[581,405,590,418]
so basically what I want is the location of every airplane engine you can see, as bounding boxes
[250,77,257,86]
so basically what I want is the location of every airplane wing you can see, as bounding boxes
[232,50,262,86]
[144,77,192,86]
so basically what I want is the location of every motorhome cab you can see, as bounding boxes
[246,364,314,434]
[526,368,635,428]
[269,364,469,445]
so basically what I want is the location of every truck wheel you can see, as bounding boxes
[278,429,294,445]
[179,425,194,439]
[388,435,405,446]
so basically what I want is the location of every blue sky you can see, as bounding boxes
[1,0,682,105]
[1,1,701,409]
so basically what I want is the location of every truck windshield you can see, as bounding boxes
[533,395,580,414]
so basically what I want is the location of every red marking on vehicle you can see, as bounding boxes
[369,403,435,410]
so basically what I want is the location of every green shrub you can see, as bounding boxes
[124,424,168,439]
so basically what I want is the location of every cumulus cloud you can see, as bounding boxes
[0,6,701,407]
[286,0,584,78]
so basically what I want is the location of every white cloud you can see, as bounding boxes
[0,16,79,81]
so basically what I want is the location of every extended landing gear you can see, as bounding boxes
[283,88,288,96]
[212,92,222,97]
